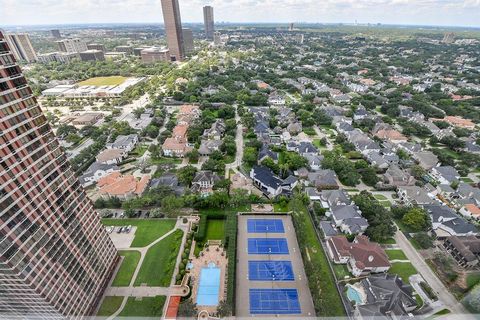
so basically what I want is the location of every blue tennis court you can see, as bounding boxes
[249,289,301,314]
[247,219,285,233]
[248,238,289,254]
[248,261,294,281]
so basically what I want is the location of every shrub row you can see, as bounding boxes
[225,213,237,314]
[194,215,207,241]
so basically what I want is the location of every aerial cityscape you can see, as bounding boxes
[1,0,480,319]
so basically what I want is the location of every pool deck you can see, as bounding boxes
[235,214,316,318]
[190,244,227,315]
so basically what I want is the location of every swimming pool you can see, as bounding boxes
[346,285,363,305]
[196,263,221,306]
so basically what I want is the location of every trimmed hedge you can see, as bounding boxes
[194,215,207,241]
[225,213,237,314]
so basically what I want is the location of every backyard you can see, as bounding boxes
[389,262,418,284]
[102,218,176,247]
[134,229,184,286]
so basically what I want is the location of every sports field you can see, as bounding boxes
[78,76,127,86]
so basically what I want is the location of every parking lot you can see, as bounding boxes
[106,226,137,249]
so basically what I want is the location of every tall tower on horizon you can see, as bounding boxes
[0,30,118,318]
[161,0,185,61]
[203,6,214,40]
[4,33,37,63]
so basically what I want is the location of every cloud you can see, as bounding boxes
[0,0,479,26]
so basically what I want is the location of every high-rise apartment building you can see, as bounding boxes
[160,0,184,61]
[4,33,37,63]
[56,38,88,53]
[203,6,214,40]
[51,29,62,39]
[86,43,106,52]
[0,31,118,319]
[182,28,194,54]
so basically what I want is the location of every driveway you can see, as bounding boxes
[394,229,470,316]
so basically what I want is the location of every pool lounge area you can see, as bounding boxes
[346,284,366,305]
[196,263,221,306]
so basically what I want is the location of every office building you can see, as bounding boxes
[182,28,194,54]
[140,47,170,63]
[0,30,118,319]
[442,32,455,44]
[37,51,79,64]
[51,29,61,38]
[160,0,184,61]
[203,6,214,40]
[86,43,106,52]
[213,31,222,46]
[79,49,105,61]
[56,38,88,53]
[115,45,133,55]
[4,33,37,63]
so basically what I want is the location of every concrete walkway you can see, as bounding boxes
[394,229,471,317]
[105,218,191,320]
[225,104,243,178]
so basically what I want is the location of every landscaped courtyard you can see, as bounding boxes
[112,250,141,286]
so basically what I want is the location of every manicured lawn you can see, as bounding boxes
[205,219,225,240]
[466,273,480,290]
[78,76,127,86]
[273,203,289,212]
[199,205,251,216]
[102,219,176,247]
[97,296,123,317]
[332,264,350,280]
[112,250,141,286]
[131,144,148,156]
[389,262,417,284]
[119,296,166,317]
[291,202,346,317]
[134,229,183,286]
[379,237,396,245]
[373,194,388,200]
[150,157,182,165]
[385,249,408,261]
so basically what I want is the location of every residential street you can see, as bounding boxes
[394,229,471,317]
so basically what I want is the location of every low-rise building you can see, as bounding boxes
[96,148,127,165]
[79,162,120,187]
[327,235,390,276]
[106,134,138,153]
[191,170,221,196]
[98,172,150,200]
[443,236,480,269]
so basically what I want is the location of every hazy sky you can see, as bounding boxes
[2,0,480,27]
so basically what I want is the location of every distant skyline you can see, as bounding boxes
[1,0,480,28]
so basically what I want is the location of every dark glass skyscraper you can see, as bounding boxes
[161,0,185,61]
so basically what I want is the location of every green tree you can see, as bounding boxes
[161,195,184,214]
[412,232,434,249]
[177,165,197,186]
[402,207,430,232]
